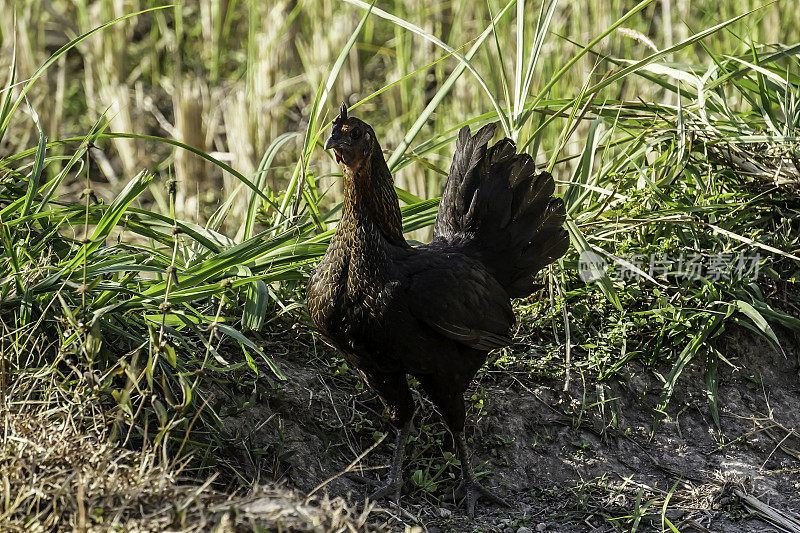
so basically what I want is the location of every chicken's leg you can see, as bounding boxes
[454,431,508,518]
[368,421,411,503]
[415,372,507,517]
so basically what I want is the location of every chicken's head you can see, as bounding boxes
[324,103,376,171]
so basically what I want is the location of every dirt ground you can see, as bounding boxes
[221,328,800,532]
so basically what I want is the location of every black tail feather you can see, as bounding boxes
[433,124,569,298]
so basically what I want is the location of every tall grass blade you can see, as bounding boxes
[344,0,513,135]
[566,218,622,311]
[246,132,299,239]
[385,0,517,171]
[21,103,46,218]
[279,2,374,228]
[584,5,769,99]
[0,38,17,135]
[515,0,557,127]
[529,0,656,111]
[0,6,171,144]
[62,171,154,272]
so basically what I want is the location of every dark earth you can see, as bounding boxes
[220,327,800,532]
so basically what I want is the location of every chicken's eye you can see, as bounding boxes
[350,128,362,140]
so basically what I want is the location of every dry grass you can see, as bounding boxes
[0,403,382,532]
[703,136,800,191]
[3,0,799,224]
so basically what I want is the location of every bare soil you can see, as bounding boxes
[220,328,800,532]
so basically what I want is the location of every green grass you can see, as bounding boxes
[545,41,800,427]
[2,1,800,529]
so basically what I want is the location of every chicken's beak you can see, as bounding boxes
[324,135,340,151]
[325,134,346,164]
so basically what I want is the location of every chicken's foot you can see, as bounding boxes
[368,422,410,504]
[454,431,508,518]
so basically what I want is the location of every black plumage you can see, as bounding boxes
[306,104,569,517]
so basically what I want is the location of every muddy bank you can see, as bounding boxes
[221,329,800,532]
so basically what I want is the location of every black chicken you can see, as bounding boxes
[306,103,569,517]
